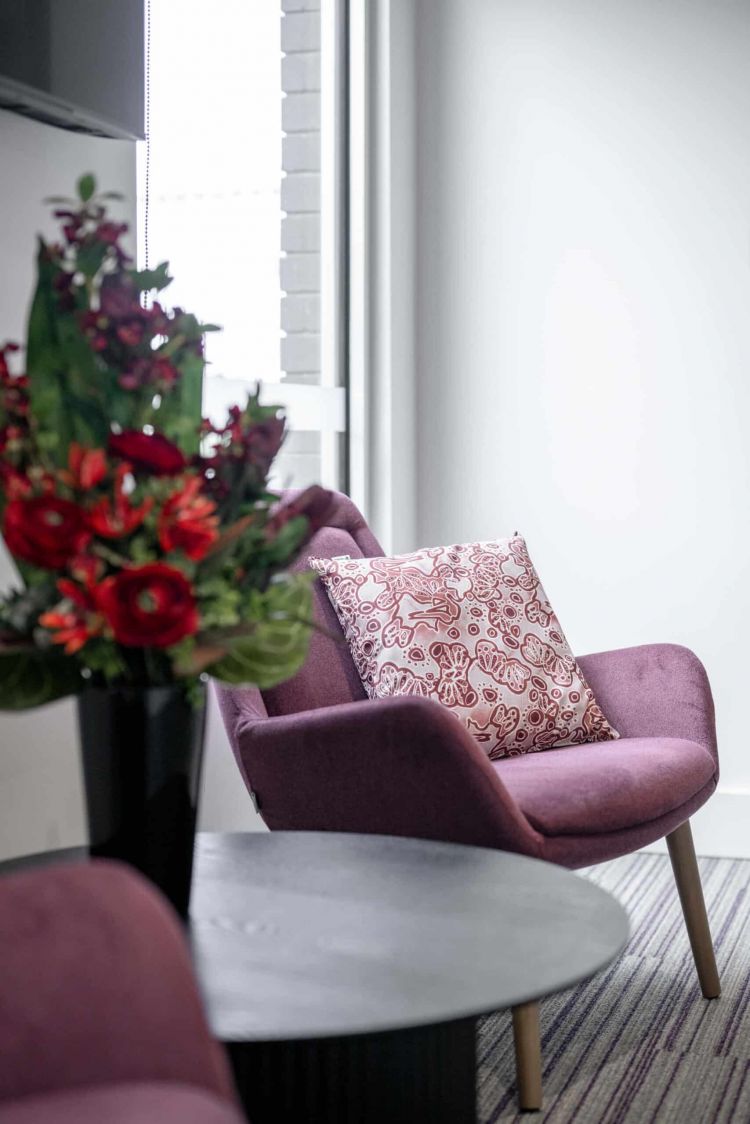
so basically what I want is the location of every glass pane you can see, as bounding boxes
[142,0,281,385]
[141,0,343,489]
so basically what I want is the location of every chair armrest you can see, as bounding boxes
[577,643,719,775]
[235,694,542,854]
[0,862,235,1107]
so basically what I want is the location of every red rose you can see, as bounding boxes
[96,563,199,648]
[108,430,187,476]
[3,496,91,570]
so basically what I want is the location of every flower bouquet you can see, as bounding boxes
[0,174,331,911]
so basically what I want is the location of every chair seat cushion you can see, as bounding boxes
[494,736,716,836]
[0,1083,245,1124]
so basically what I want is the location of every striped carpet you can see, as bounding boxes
[477,852,750,1122]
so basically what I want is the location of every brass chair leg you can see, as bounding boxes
[666,819,721,999]
[512,1000,542,1111]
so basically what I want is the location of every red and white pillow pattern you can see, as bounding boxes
[309,537,618,759]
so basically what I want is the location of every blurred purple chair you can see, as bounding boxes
[217,491,720,1111]
[0,862,244,1124]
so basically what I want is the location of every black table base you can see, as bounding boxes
[227,1017,477,1124]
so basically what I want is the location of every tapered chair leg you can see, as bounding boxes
[512,1001,542,1111]
[666,819,721,999]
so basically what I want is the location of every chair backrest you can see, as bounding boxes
[258,490,384,717]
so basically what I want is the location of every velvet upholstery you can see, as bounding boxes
[496,737,715,836]
[216,491,719,870]
[0,1085,242,1124]
[0,862,243,1124]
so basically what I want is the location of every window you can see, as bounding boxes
[140,0,346,491]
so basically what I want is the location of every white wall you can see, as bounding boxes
[0,108,261,860]
[413,0,750,856]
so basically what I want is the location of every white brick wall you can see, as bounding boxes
[281,0,321,386]
[281,213,320,252]
[280,253,320,292]
[281,11,321,52]
[281,52,321,93]
[280,172,320,212]
[281,294,321,332]
[282,92,321,133]
[282,0,320,11]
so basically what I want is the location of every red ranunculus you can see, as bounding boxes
[158,476,219,561]
[108,430,186,476]
[2,496,91,570]
[96,563,199,648]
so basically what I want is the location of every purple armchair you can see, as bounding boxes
[217,491,720,1111]
[0,862,244,1124]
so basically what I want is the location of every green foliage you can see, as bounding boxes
[128,262,173,293]
[157,351,204,456]
[210,574,314,689]
[26,242,108,464]
[77,173,96,203]
[0,651,81,710]
[0,175,328,709]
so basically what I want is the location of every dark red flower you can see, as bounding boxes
[147,302,170,335]
[151,357,179,387]
[118,358,151,390]
[99,274,138,319]
[117,356,179,391]
[244,417,286,476]
[96,563,199,648]
[266,485,334,543]
[158,477,219,561]
[95,221,129,245]
[116,319,145,347]
[2,496,91,570]
[108,430,186,476]
[0,464,31,499]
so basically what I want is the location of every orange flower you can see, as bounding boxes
[88,466,152,538]
[158,476,219,561]
[39,578,104,654]
[60,444,107,490]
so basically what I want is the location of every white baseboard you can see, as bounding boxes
[641,788,750,860]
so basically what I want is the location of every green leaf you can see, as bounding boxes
[0,651,81,710]
[127,262,173,293]
[76,239,108,278]
[157,351,204,456]
[209,575,314,689]
[77,173,96,202]
[26,241,76,465]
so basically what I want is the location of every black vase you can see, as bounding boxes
[77,680,206,918]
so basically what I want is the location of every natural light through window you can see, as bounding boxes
[140,0,281,386]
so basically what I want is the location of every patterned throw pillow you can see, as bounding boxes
[309,537,618,759]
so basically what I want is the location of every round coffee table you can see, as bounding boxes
[189,831,628,1123]
[0,831,628,1120]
